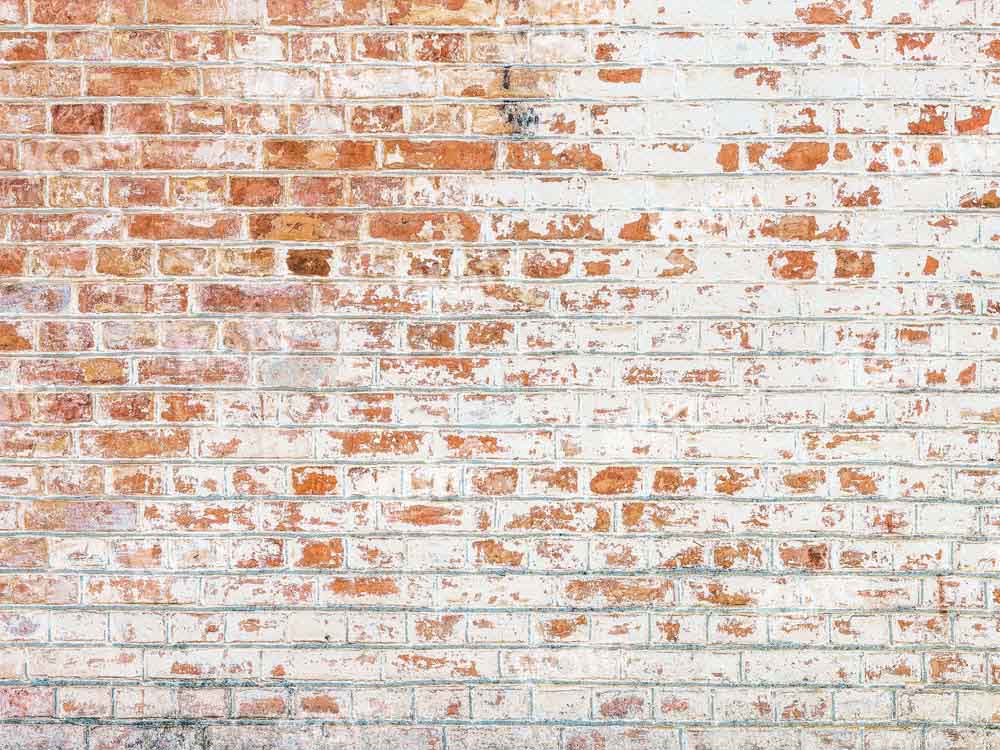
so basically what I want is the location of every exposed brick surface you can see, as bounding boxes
[1,0,999,747]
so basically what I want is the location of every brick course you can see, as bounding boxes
[1,0,999,747]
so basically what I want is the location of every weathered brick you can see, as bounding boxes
[0,1,992,746]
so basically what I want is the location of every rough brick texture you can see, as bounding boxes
[1,0,1000,748]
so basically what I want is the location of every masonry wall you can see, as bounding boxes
[0,0,998,748]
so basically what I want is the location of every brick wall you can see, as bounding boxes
[0,0,998,747]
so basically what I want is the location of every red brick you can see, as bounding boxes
[2,3,987,746]
[51,104,105,134]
